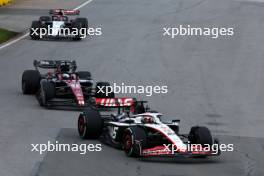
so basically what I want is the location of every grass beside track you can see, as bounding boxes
[0,28,17,44]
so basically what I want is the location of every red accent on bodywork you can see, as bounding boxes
[95,98,134,107]
[142,145,212,157]
[65,80,84,106]
[142,146,171,156]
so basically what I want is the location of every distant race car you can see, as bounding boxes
[78,99,221,158]
[21,60,114,108]
[30,9,88,40]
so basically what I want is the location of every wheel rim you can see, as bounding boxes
[124,134,132,153]
[78,115,86,136]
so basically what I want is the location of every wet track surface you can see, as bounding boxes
[0,0,264,175]
[37,129,264,176]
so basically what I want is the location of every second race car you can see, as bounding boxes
[21,60,114,108]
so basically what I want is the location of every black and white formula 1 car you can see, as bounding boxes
[78,99,221,158]
[21,60,114,108]
[30,9,88,40]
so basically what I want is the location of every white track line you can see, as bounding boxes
[0,33,28,50]
[74,0,93,10]
[0,0,93,50]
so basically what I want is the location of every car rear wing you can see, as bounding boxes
[49,9,80,15]
[95,98,135,107]
[95,98,136,114]
[33,60,77,70]
[95,98,149,113]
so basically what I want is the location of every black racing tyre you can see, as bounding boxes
[38,80,55,106]
[39,16,51,22]
[22,70,41,94]
[30,21,41,40]
[72,22,82,40]
[123,127,147,157]
[95,82,115,98]
[75,18,88,29]
[78,108,102,139]
[188,126,213,147]
[76,71,91,79]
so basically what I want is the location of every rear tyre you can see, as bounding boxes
[30,21,41,40]
[95,82,115,98]
[22,70,41,94]
[123,127,147,157]
[37,80,55,106]
[78,108,102,139]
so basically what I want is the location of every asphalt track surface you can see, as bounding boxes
[38,129,264,176]
[0,0,264,175]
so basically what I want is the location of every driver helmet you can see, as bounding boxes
[59,63,70,73]
[142,115,154,124]
[58,11,64,16]
[62,73,70,79]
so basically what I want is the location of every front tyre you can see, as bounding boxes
[22,70,41,94]
[188,126,213,147]
[72,22,83,41]
[37,80,55,106]
[123,127,147,157]
[75,18,88,29]
[188,126,213,158]
[78,108,102,139]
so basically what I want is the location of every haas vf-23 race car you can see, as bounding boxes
[30,9,88,40]
[78,99,221,158]
[21,60,114,108]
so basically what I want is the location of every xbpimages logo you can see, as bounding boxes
[163,142,234,155]
[31,141,102,154]
[30,26,102,39]
[96,82,168,97]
